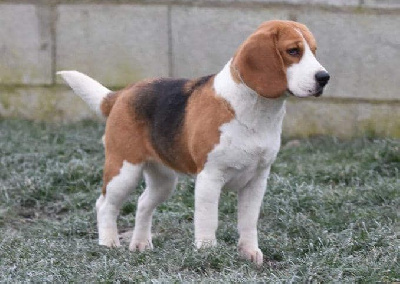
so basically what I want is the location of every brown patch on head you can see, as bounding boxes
[232,20,318,98]
[291,22,317,54]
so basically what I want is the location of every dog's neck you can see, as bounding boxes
[214,59,286,130]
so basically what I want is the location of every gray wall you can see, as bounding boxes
[0,0,399,138]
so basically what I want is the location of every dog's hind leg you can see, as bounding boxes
[129,162,177,252]
[96,159,144,247]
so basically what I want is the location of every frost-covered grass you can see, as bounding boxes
[0,119,399,282]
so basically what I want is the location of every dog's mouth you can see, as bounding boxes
[313,88,324,97]
[286,88,324,98]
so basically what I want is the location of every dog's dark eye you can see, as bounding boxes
[287,48,300,56]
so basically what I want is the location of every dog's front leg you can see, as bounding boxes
[194,169,225,249]
[237,167,270,266]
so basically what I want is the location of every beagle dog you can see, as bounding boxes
[58,20,329,265]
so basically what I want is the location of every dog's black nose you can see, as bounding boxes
[315,71,330,87]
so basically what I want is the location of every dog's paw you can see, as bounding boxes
[195,239,217,249]
[239,246,263,266]
[129,239,153,252]
[98,235,121,248]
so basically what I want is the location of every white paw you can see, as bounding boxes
[98,226,121,247]
[129,239,153,252]
[98,235,121,248]
[195,239,217,249]
[239,246,263,266]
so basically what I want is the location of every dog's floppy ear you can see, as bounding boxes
[232,24,287,98]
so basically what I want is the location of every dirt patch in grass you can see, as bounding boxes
[1,119,399,282]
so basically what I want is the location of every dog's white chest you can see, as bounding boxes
[220,119,281,168]
[204,107,285,190]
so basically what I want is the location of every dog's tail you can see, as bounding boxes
[57,71,118,117]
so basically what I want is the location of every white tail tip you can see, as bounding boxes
[57,70,111,117]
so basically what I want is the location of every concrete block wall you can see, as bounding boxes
[0,0,399,138]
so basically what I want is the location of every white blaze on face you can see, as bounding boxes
[286,35,327,97]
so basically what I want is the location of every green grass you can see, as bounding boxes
[1,119,399,282]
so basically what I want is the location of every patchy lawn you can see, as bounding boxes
[0,119,399,282]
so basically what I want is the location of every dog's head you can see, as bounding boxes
[232,20,330,98]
